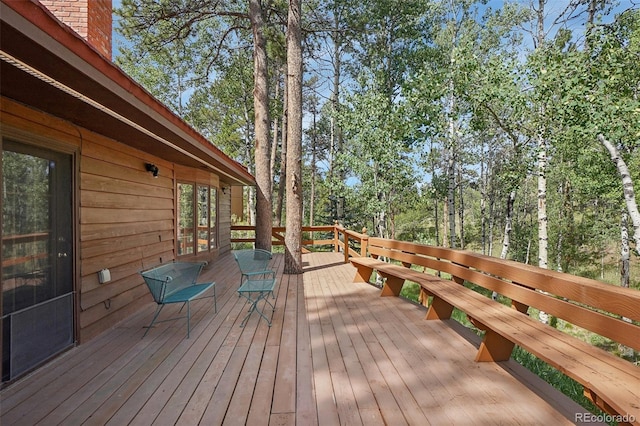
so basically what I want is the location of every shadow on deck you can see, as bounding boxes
[0,252,592,425]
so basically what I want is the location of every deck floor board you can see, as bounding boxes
[1,251,593,425]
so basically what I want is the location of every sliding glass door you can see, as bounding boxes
[1,141,74,382]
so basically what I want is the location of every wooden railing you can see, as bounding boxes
[334,225,368,262]
[1,232,49,270]
[230,223,369,258]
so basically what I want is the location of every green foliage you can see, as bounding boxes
[337,82,419,236]
[115,0,640,283]
[185,50,255,166]
[115,0,293,171]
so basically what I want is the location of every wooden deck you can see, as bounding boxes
[1,252,593,425]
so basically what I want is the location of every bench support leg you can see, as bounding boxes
[353,264,373,283]
[418,288,430,307]
[379,273,404,297]
[475,329,515,362]
[583,389,627,421]
[425,296,454,320]
[467,315,488,331]
[511,300,529,314]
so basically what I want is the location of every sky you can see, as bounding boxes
[111,0,638,58]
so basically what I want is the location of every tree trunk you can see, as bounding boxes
[443,199,449,248]
[599,134,640,254]
[446,79,457,249]
[480,144,487,255]
[537,125,550,324]
[270,73,281,187]
[284,0,303,274]
[249,0,272,250]
[620,210,634,358]
[535,0,549,268]
[534,0,551,324]
[329,8,343,223]
[377,207,386,239]
[310,103,317,227]
[276,77,288,226]
[458,163,465,249]
[621,211,630,288]
[493,190,515,300]
[447,153,456,248]
[242,107,255,225]
[434,197,440,247]
[500,191,516,260]
[430,141,440,247]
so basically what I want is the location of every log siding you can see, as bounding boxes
[1,97,234,343]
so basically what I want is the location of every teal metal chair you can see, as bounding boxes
[232,249,275,286]
[140,261,216,338]
[232,249,276,326]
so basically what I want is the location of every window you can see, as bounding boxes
[177,183,194,256]
[177,182,218,256]
[210,187,218,249]
[197,185,208,253]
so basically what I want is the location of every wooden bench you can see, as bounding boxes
[350,238,640,425]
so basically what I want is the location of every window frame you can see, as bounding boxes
[176,180,219,257]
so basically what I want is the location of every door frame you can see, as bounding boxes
[0,124,79,384]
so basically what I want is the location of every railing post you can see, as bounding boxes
[344,230,350,264]
[333,221,340,253]
[361,227,368,257]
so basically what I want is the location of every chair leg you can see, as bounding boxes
[270,273,276,299]
[143,304,165,338]
[240,292,274,328]
[255,293,274,326]
[263,295,275,311]
[238,290,253,305]
[240,300,257,327]
[186,301,191,338]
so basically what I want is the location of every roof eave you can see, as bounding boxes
[0,0,255,186]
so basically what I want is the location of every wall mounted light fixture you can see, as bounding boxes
[221,186,229,195]
[145,163,159,178]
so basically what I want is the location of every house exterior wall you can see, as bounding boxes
[1,97,231,343]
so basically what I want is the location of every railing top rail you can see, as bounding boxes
[337,226,368,239]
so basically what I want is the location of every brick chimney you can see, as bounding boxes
[40,0,113,59]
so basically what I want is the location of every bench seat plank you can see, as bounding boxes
[350,257,441,297]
